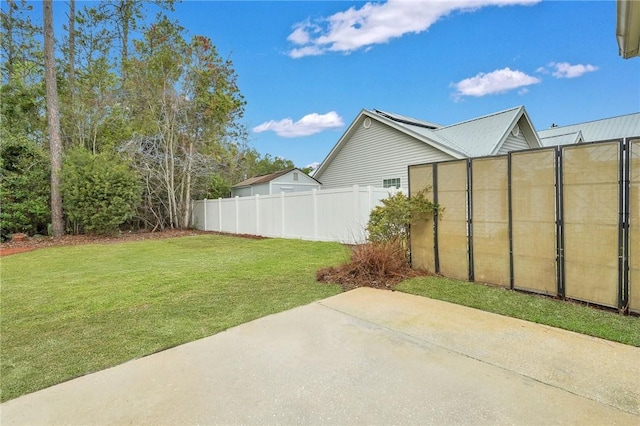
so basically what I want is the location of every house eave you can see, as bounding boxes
[617,0,640,59]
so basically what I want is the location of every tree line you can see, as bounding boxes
[1,0,299,238]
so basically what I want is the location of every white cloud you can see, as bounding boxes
[306,161,321,171]
[253,111,344,138]
[547,62,598,78]
[287,0,540,58]
[451,67,541,99]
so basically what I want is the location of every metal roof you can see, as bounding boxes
[540,131,584,147]
[314,106,542,179]
[372,109,442,129]
[434,106,525,157]
[376,106,537,157]
[538,112,640,143]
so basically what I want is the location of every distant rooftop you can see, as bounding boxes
[232,169,294,188]
[538,112,640,143]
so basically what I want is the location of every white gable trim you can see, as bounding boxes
[489,106,542,155]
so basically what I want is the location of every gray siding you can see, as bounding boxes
[232,187,253,197]
[498,132,529,154]
[272,170,319,185]
[270,182,320,194]
[317,116,454,190]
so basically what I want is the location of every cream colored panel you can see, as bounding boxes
[563,143,619,308]
[472,157,509,287]
[630,140,640,313]
[409,164,435,272]
[511,149,557,295]
[438,161,469,281]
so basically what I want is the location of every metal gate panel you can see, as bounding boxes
[409,164,435,273]
[511,149,557,295]
[563,142,620,308]
[471,157,510,287]
[630,140,640,314]
[437,161,469,281]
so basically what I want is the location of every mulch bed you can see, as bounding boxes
[0,229,211,257]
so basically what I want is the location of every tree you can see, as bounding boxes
[0,133,50,238]
[62,148,141,234]
[1,0,45,142]
[252,154,295,176]
[122,18,246,230]
[1,0,42,86]
[43,0,64,238]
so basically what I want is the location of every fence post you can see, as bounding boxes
[620,138,630,313]
[203,199,208,231]
[433,163,440,274]
[255,194,260,236]
[191,200,195,229]
[467,159,474,282]
[235,196,239,234]
[312,189,318,240]
[218,198,222,232]
[281,192,286,238]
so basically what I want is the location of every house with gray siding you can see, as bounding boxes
[231,168,321,197]
[314,106,541,190]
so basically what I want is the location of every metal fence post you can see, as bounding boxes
[433,163,440,274]
[620,138,630,313]
[555,147,565,299]
[467,159,474,282]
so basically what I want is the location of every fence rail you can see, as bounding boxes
[409,138,640,314]
[192,185,396,244]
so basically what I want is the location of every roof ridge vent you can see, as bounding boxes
[373,109,439,129]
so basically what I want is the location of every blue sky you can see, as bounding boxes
[52,1,640,169]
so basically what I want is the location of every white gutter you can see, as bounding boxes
[617,0,640,59]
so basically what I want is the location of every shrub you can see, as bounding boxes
[366,190,438,248]
[0,135,50,238]
[62,148,142,235]
[316,240,425,291]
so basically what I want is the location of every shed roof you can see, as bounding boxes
[538,112,640,143]
[232,168,320,188]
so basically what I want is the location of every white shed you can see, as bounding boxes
[231,168,321,197]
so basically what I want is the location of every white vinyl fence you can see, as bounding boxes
[191,185,398,244]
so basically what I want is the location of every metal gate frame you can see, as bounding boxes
[408,137,638,313]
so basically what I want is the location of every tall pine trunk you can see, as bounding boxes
[43,0,64,238]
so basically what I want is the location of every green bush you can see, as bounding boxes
[0,135,51,238]
[62,148,142,235]
[366,190,438,247]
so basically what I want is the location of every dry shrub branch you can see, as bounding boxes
[317,239,427,291]
[317,190,436,291]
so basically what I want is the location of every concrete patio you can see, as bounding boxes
[2,288,639,425]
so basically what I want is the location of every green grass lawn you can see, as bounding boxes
[0,234,348,402]
[3,235,639,403]
[397,276,640,347]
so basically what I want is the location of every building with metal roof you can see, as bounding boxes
[539,112,640,146]
[314,106,541,190]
